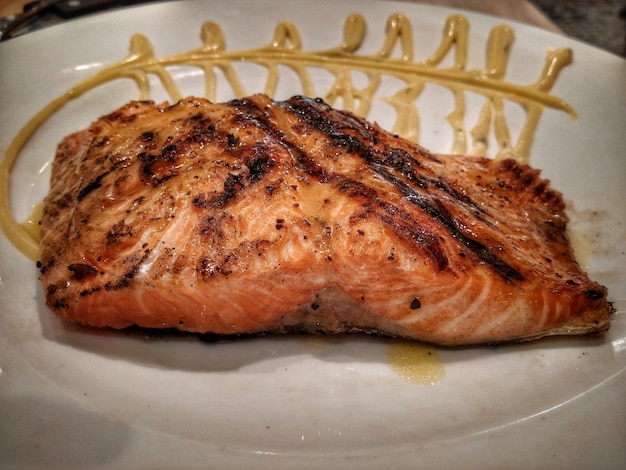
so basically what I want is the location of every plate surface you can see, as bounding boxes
[1,1,625,468]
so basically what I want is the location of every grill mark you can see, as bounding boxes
[335,107,441,164]
[106,220,133,247]
[68,263,98,280]
[583,288,605,300]
[103,251,150,292]
[177,99,281,196]
[283,96,523,282]
[335,176,377,199]
[247,149,275,182]
[377,201,449,270]
[215,172,244,207]
[333,173,449,269]
[229,97,328,181]
[49,251,150,307]
[193,173,244,209]
[225,96,517,278]
[78,170,109,201]
[139,143,180,185]
[374,168,523,281]
[285,96,486,217]
[372,168,523,281]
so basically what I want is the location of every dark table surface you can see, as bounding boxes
[1,0,625,57]
[532,0,626,57]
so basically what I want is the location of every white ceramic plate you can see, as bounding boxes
[1,1,625,468]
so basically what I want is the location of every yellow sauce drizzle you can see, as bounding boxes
[0,13,575,263]
[300,336,445,384]
[387,341,445,385]
[19,202,43,245]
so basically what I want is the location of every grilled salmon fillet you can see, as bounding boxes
[39,94,612,346]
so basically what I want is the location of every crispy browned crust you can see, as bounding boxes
[39,95,611,346]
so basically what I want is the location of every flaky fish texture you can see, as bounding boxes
[39,94,612,346]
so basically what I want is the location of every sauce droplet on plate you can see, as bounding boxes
[387,341,445,385]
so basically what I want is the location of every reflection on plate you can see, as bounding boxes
[0,0,624,468]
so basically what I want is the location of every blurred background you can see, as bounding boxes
[1,0,625,56]
[533,0,625,56]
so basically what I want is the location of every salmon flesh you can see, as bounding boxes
[39,94,612,346]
